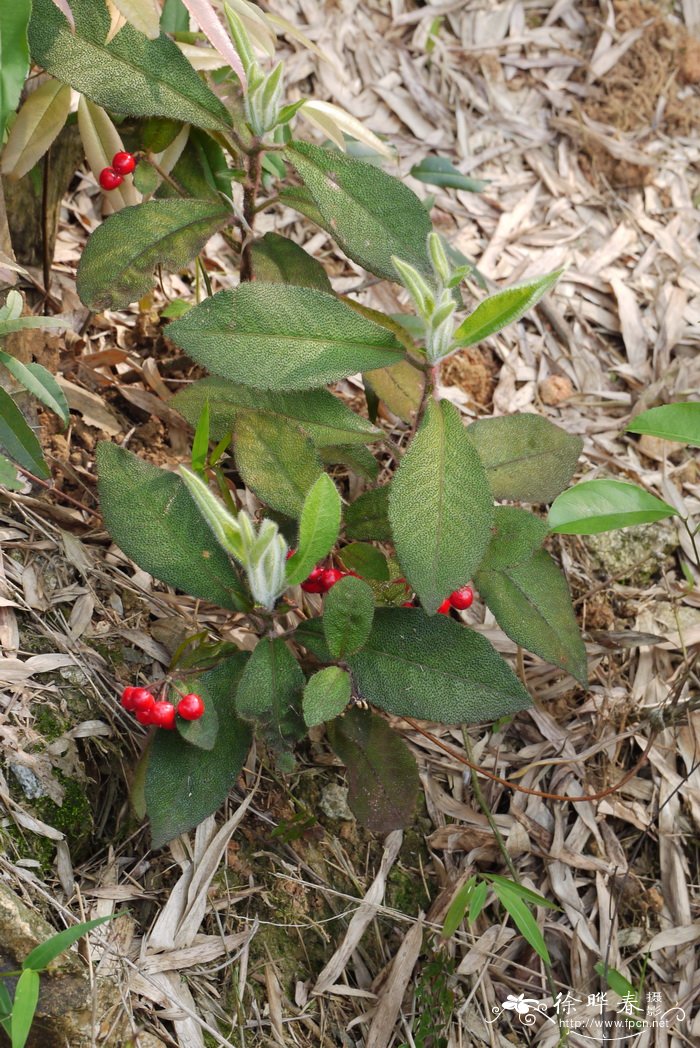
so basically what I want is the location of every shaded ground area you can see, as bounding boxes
[0,1,699,1046]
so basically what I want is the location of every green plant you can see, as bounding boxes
[0,916,111,1048]
[21,0,594,848]
[0,290,67,489]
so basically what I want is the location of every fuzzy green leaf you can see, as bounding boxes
[466,413,583,503]
[390,399,494,614]
[166,283,405,391]
[347,608,531,723]
[303,666,351,727]
[234,637,305,748]
[454,270,561,347]
[344,486,392,541]
[326,707,419,832]
[286,474,341,585]
[250,232,332,291]
[286,140,433,282]
[77,199,230,310]
[626,402,700,447]
[548,479,678,535]
[477,549,587,683]
[233,411,323,517]
[28,0,231,130]
[96,443,248,611]
[319,444,379,482]
[172,376,382,447]
[145,654,252,848]
[0,388,49,478]
[323,575,375,658]
[479,507,549,571]
[339,542,390,581]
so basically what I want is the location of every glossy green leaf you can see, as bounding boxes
[286,140,433,281]
[484,874,558,910]
[326,706,419,832]
[548,479,678,535]
[320,444,379,482]
[594,963,639,1001]
[233,412,322,517]
[390,399,494,614]
[0,353,69,424]
[161,0,191,33]
[145,654,252,847]
[10,969,39,1048]
[172,376,382,448]
[250,232,332,291]
[23,916,113,972]
[626,402,700,447]
[477,549,587,684]
[344,486,392,541]
[469,880,489,924]
[190,400,210,473]
[286,474,341,585]
[0,388,49,478]
[28,0,232,130]
[492,881,550,964]
[0,454,22,490]
[323,575,375,658]
[411,156,488,193]
[77,199,230,310]
[466,413,583,502]
[339,542,390,581]
[234,637,305,747]
[347,608,531,723]
[363,360,424,423]
[0,980,11,1024]
[302,666,351,727]
[167,283,405,391]
[442,877,477,938]
[0,0,31,142]
[96,442,248,611]
[1,79,71,180]
[453,270,561,347]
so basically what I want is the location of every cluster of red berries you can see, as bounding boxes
[300,566,349,593]
[99,151,137,191]
[120,686,205,730]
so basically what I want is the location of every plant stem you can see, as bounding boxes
[239,144,262,282]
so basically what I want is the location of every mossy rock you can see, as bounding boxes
[585,521,677,584]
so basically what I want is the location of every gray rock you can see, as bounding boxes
[319,783,353,820]
[585,521,677,584]
[0,882,129,1047]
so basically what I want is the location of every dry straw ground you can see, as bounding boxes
[1,1,699,1046]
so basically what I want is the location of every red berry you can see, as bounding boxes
[150,702,176,729]
[320,568,344,592]
[301,567,325,593]
[286,548,295,560]
[177,694,205,721]
[130,688,155,713]
[121,686,138,711]
[437,598,452,615]
[401,601,414,607]
[449,586,474,611]
[99,167,123,190]
[136,707,155,725]
[112,151,136,175]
